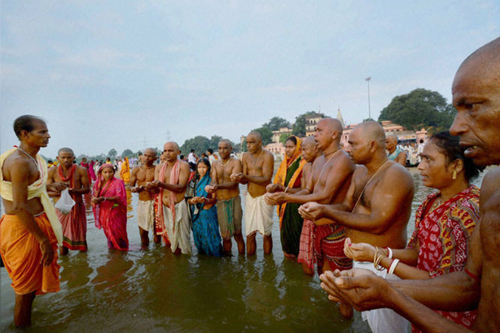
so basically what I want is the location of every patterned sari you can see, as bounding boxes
[92,164,129,250]
[408,185,480,332]
[190,175,222,257]
[273,136,307,256]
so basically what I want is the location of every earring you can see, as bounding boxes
[452,170,457,180]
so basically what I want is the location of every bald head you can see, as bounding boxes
[219,139,232,147]
[318,118,343,135]
[302,136,316,148]
[164,141,179,151]
[247,131,262,141]
[458,37,500,77]
[144,148,156,155]
[58,147,75,157]
[353,121,386,149]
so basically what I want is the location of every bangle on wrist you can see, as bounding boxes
[388,259,400,275]
[384,247,393,259]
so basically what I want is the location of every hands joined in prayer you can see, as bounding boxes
[298,202,325,221]
[264,192,286,206]
[205,184,217,193]
[343,237,376,262]
[131,185,146,193]
[230,173,245,183]
[320,269,392,311]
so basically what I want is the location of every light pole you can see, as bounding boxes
[365,77,371,120]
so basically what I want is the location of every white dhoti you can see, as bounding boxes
[244,193,273,236]
[163,200,192,254]
[354,261,410,333]
[137,200,155,232]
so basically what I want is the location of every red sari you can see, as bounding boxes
[92,165,129,250]
[408,185,480,331]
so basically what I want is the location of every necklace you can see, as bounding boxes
[221,156,232,167]
[352,160,390,210]
[17,146,38,167]
[313,149,342,192]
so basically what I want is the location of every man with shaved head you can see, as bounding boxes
[206,139,245,255]
[300,120,414,331]
[147,142,191,254]
[386,134,407,166]
[320,37,500,333]
[130,148,159,247]
[47,147,90,255]
[266,118,356,317]
[231,131,274,255]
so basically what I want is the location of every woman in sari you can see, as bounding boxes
[188,158,222,256]
[267,136,307,257]
[344,131,483,332]
[91,163,129,250]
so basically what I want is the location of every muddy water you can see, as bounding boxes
[0,170,483,332]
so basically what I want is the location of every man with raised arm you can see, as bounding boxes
[205,140,245,254]
[231,131,274,255]
[47,147,90,255]
[130,148,159,247]
[0,115,67,327]
[300,121,414,332]
[147,142,191,254]
[320,37,500,333]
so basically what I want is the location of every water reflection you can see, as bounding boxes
[3,169,487,332]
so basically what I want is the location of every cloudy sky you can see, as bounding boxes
[1,1,498,158]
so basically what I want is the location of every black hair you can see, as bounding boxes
[285,136,297,145]
[195,158,211,181]
[429,131,484,181]
[13,115,44,139]
[207,148,214,154]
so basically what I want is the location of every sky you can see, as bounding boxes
[1,0,499,158]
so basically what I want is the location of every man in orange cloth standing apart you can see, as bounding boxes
[0,115,66,327]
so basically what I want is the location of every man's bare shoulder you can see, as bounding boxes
[48,165,57,175]
[76,165,87,174]
[2,154,32,181]
[179,160,190,171]
[333,150,355,168]
[480,167,500,200]
[230,158,242,167]
[241,152,251,161]
[380,162,414,191]
[131,166,141,174]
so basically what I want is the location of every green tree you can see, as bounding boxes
[121,149,134,158]
[108,148,117,158]
[378,88,456,131]
[292,111,325,136]
[209,135,223,150]
[266,117,291,131]
[180,136,211,155]
[279,133,289,144]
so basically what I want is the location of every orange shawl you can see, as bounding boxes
[273,136,307,228]
[155,160,180,238]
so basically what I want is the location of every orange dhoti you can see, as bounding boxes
[0,213,60,295]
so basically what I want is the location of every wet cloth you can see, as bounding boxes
[56,164,87,251]
[245,193,273,236]
[0,213,60,295]
[217,196,243,239]
[137,199,155,231]
[407,185,480,332]
[0,147,63,245]
[163,200,191,254]
[314,224,352,273]
[92,164,129,250]
[57,201,87,251]
[190,174,222,256]
[298,219,315,270]
[354,261,410,333]
[155,160,180,242]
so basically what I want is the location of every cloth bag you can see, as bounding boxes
[55,188,75,214]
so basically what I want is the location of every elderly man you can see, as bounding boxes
[320,37,500,333]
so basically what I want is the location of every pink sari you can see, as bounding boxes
[92,164,128,250]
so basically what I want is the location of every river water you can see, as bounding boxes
[0,169,484,332]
